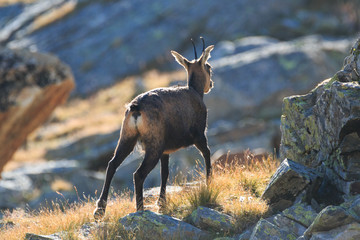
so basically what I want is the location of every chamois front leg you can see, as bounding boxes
[158,154,169,207]
[195,136,212,185]
[133,150,162,211]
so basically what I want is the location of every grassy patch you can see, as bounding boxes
[186,184,221,211]
[0,155,278,239]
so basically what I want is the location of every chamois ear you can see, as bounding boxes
[171,51,190,69]
[200,45,214,65]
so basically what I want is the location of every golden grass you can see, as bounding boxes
[0,155,278,239]
[162,154,279,232]
[0,192,135,240]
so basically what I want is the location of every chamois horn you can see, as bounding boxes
[191,38,197,59]
[200,36,205,53]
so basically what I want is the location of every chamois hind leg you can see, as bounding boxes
[94,136,137,220]
[158,154,169,207]
[133,149,162,211]
[195,135,212,185]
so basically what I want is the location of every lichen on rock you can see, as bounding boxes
[280,38,360,196]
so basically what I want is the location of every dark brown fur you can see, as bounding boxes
[94,44,215,219]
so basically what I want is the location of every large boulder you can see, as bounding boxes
[0,47,74,175]
[280,38,360,195]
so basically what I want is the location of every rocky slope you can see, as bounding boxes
[13,36,360,240]
[0,47,74,175]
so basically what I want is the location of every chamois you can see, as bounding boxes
[94,38,215,219]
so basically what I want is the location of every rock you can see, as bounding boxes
[249,218,297,240]
[280,37,360,195]
[0,171,33,209]
[204,36,352,155]
[347,196,360,221]
[237,228,253,240]
[261,159,320,211]
[0,47,74,175]
[24,233,62,240]
[304,205,357,237]
[119,210,209,240]
[0,160,104,210]
[208,35,352,124]
[1,0,311,96]
[269,213,307,237]
[186,206,233,233]
[309,222,360,240]
[282,203,318,228]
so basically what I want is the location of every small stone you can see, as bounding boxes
[304,205,357,237]
[249,219,297,240]
[270,213,307,236]
[282,203,318,227]
[310,222,360,240]
[187,206,233,233]
[237,228,253,240]
[24,233,62,240]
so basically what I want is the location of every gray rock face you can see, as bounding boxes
[261,159,320,211]
[282,203,318,228]
[0,160,104,210]
[204,36,353,156]
[119,210,209,240]
[0,0,310,96]
[0,171,32,209]
[208,36,352,123]
[280,38,360,195]
[270,213,307,237]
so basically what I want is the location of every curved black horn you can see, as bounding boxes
[200,36,205,52]
[191,38,197,59]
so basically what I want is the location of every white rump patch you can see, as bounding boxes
[129,114,143,129]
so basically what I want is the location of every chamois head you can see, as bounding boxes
[171,38,214,94]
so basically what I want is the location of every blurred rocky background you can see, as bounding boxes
[0,0,359,211]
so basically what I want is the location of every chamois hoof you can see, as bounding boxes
[157,198,166,207]
[93,207,105,221]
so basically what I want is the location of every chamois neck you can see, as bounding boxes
[188,72,205,97]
